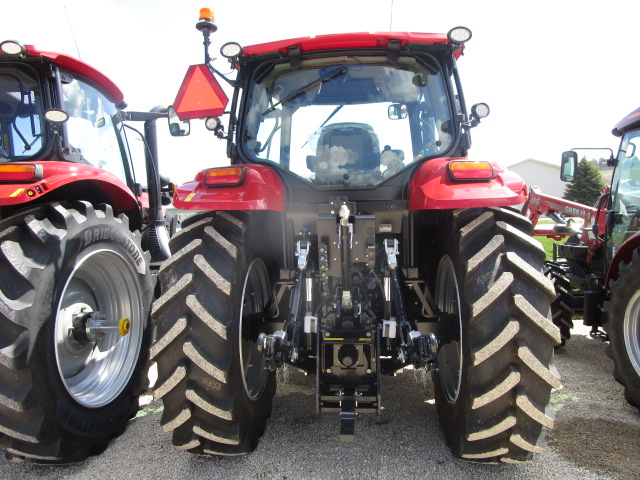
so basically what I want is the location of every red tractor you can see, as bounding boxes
[150,10,560,463]
[0,40,178,463]
[525,107,640,411]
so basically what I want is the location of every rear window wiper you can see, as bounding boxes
[262,67,347,115]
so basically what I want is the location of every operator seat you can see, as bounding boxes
[311,122,381,172]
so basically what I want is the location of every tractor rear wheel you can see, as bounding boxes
[605,249,640,410]
[431,208,561,462]
[151,212,276,455]
[0,201,153,463]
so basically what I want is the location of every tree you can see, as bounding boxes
[563,156,605,205]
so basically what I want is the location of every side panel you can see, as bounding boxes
[0,162,138,211]
[172,165,286,212]
[408,157,527,210]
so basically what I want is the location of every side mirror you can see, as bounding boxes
[168,106,190,137]
[388,104,408,120]
[561,151,578,182]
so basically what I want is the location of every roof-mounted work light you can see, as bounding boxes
[447,27,472,44]
[220,42,243,59]
[0,40,26,56]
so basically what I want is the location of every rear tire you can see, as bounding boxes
[605,249,640,410]
[431,208,561,462]
[151,212,276,455]
[0,201,153,463]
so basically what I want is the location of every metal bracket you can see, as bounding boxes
[296,240,310,270]
[257,330,287,371]
[384,238,399,269]
[386,39,401,64]
[337,204,353,249]
[407,280,436,317]
[340,397,356,442]
[288,45,302,69]
[408,331,438,369]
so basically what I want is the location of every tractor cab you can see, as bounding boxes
[0,41,129,177]
[0,40,176,263]
[173,26,492,196]
[610,108,640,255]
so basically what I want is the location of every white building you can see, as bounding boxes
[509,158,566,198]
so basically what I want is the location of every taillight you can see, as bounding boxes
[0,164,41,182]
[203,166,245,186]
[448,160,494,181]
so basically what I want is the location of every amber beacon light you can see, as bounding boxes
[196,7,217,33]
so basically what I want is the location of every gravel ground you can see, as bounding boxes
[1,321,639,479]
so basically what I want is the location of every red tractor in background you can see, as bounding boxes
[0,40,179,463]
[150,10,560,463]
[524,107,640,411]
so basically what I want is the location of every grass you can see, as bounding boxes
[535,235,557,260]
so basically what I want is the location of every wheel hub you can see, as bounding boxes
[70,309,131,344]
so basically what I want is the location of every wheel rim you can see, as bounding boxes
[239,259,269,400]
[55,248,143,408]
[624,290,640,376]
[435,255,462,404]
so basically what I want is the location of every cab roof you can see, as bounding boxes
[612,107,640,137]
[241,31,463,59]
[0,45,125,105]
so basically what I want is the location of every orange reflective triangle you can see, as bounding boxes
[173,64,229,120]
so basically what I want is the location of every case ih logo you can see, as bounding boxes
[548,202,591,220]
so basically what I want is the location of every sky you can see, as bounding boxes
[3,0,640,186]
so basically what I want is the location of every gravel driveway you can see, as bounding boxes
[2,321,639,479]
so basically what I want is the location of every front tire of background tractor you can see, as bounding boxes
[544,262,575,345]
[0,201,153,463]
[150,212,276,455]
[431,208,561,463]
[605,249,640,411]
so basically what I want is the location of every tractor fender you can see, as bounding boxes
[408,157,527,210]
[606,231,640,285]
[0,161,139,213]
[173,165,285,211]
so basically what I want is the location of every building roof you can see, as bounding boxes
[509,158,560,170]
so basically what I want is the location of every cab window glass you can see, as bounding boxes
[610,130,640,250]
[243,55,453,188]
[0,66,44,159]
[61,76,127,183]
